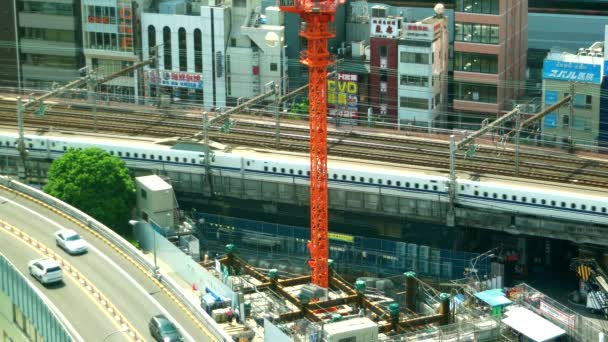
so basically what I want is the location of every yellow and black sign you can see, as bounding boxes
[328,232,354,243]
[577,265,592,282]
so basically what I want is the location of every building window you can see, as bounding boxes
[270,63,278,71]
[573,94,592,109]
[454,52,498,74]
[27,2,74,15]
[400,52,429,64]
[148,25,156,58]
[380,46,387,57]
[140,189,147,199]
[455,23,499,44]
[455,82,497,103]
[456,0,499,14]
[163,27,172,70]
[194,29,202,73]
[400,75,429,87]
[178,28,187,71]
[400,97,428,110]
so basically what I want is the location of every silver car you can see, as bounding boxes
[28,258,63,285]
[55,229,88,255]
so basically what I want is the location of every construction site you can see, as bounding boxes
[116,0,608,338]
[128,169,607,342]
[3,0,607,339]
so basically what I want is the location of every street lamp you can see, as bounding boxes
[129,220,158,276]
[467,247,499,284]
[101,327,128,341]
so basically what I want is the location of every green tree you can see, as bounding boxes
[44,148,135,236]
[288,98,309,119]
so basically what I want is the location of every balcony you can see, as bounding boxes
[20,39,77,57]
[22,64,79,83]
[453,99,498,114]
[19,12,75,30]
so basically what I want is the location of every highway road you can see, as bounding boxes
[0,187,213,341]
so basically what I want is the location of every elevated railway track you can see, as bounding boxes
[1,99,608,189]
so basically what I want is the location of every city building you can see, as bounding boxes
[601,25,608,145]
[368,6,402,124]
[368,5,448,128]
[453,0,527,129]
[397,10,448,129]
[141,0,287,110]
[541,43,605,146]
[14,0,83,89]
[0,1,19,89]
[80,0,142,102]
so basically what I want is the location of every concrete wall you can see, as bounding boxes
[4,155,608,247]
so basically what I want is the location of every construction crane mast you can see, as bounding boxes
[279,0,343,288]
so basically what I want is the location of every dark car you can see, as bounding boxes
[148,314,183,342]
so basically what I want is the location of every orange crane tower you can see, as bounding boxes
[279,0,343,288]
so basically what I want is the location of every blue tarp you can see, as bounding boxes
[475,289,512,307]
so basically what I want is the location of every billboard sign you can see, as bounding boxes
[328,73,358,120]
[543,60,601,84]
[539,300,576,330]
[370,18,400,38]
[403,23,434,41]
[148,71,203,90]
[544,90,558,128]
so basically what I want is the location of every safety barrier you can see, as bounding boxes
[0,176,231,342]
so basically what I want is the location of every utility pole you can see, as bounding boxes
[86,69,98,133]
[16,97,27,180]
[568,82,575,152]
[515,108,521,176]
[334,59,340,128]
[155,45,162,108]
[447,134,456,227]
[202,112,214,195]
[274,83,281,148]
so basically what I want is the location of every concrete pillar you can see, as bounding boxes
[404,271,416,312]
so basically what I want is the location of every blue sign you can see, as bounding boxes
[544,90,558,128]
[604,60,608,76]
[544,113,557,128]
[545,90,558,105]
[543,60,601,84]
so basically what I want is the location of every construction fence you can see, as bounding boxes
[195,213,490,281]
[510,283,607,341]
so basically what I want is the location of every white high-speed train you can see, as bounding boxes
[1,131,607,226]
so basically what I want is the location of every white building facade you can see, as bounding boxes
[141,0,286,109]
[397,16,448,129]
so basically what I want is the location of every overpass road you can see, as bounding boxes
[1,231,125,341]
[0,187,214,341]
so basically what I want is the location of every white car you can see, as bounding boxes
[55,229,88,255]
[28,258,63,285]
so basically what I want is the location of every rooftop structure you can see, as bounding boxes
[541,42,605,146]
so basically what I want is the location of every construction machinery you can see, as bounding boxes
[279,0,344,288]
[570,258,608,316]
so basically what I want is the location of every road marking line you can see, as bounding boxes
[0,219,144,341]
[0,190,214,341]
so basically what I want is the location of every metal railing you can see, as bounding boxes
[0,176,231,342]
